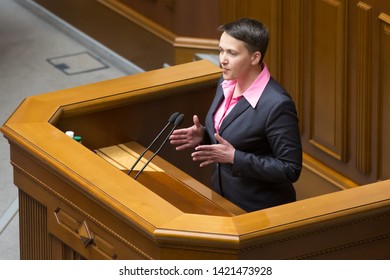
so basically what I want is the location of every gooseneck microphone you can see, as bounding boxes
[134,113,184,180]
[127,112,180,175]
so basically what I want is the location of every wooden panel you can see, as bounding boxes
[280,0,304,132]
[251,0,281,78]
[19,190,49,259]
[300,0,390,186]
[379,13,390,179]
[219,0,243,24]
[310,0,346,161]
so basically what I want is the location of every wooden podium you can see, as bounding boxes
[2,60,390,259]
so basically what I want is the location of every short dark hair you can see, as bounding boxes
[217,18,269,64]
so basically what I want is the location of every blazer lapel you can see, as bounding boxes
[209,86,225,116]
[206,85,225,144]
[218,97,250,134]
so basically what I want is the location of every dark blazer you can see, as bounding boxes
[204,76,302,212]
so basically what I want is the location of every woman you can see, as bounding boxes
[169,18,302,212]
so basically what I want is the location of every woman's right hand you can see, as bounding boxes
[169,115,204,150]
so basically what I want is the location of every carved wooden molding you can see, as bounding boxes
[19,190,49,259]
[355,2,372,175]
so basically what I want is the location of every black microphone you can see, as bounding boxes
[127,112,180,175]
[134,113,184,180]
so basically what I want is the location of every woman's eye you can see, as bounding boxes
[219,49,237,56]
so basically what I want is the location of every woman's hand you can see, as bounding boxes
[191,134,235,167]
[169,115,204,150]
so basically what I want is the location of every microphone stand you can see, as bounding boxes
[134,114,184,180]
[127,112,179,175]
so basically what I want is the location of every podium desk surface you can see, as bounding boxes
[95,141,246,217]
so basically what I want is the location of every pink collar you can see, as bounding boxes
[221,63,271,108]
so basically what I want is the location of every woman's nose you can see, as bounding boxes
[220,54,227,64]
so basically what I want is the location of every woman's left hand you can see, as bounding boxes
[191,134,235,167]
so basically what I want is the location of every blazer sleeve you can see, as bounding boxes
[232,98,302,183]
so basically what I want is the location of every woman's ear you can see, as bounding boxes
[251,51,262,65]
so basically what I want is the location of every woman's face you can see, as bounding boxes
[218,32,259,81]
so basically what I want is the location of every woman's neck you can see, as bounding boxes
[234,65,263,97]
